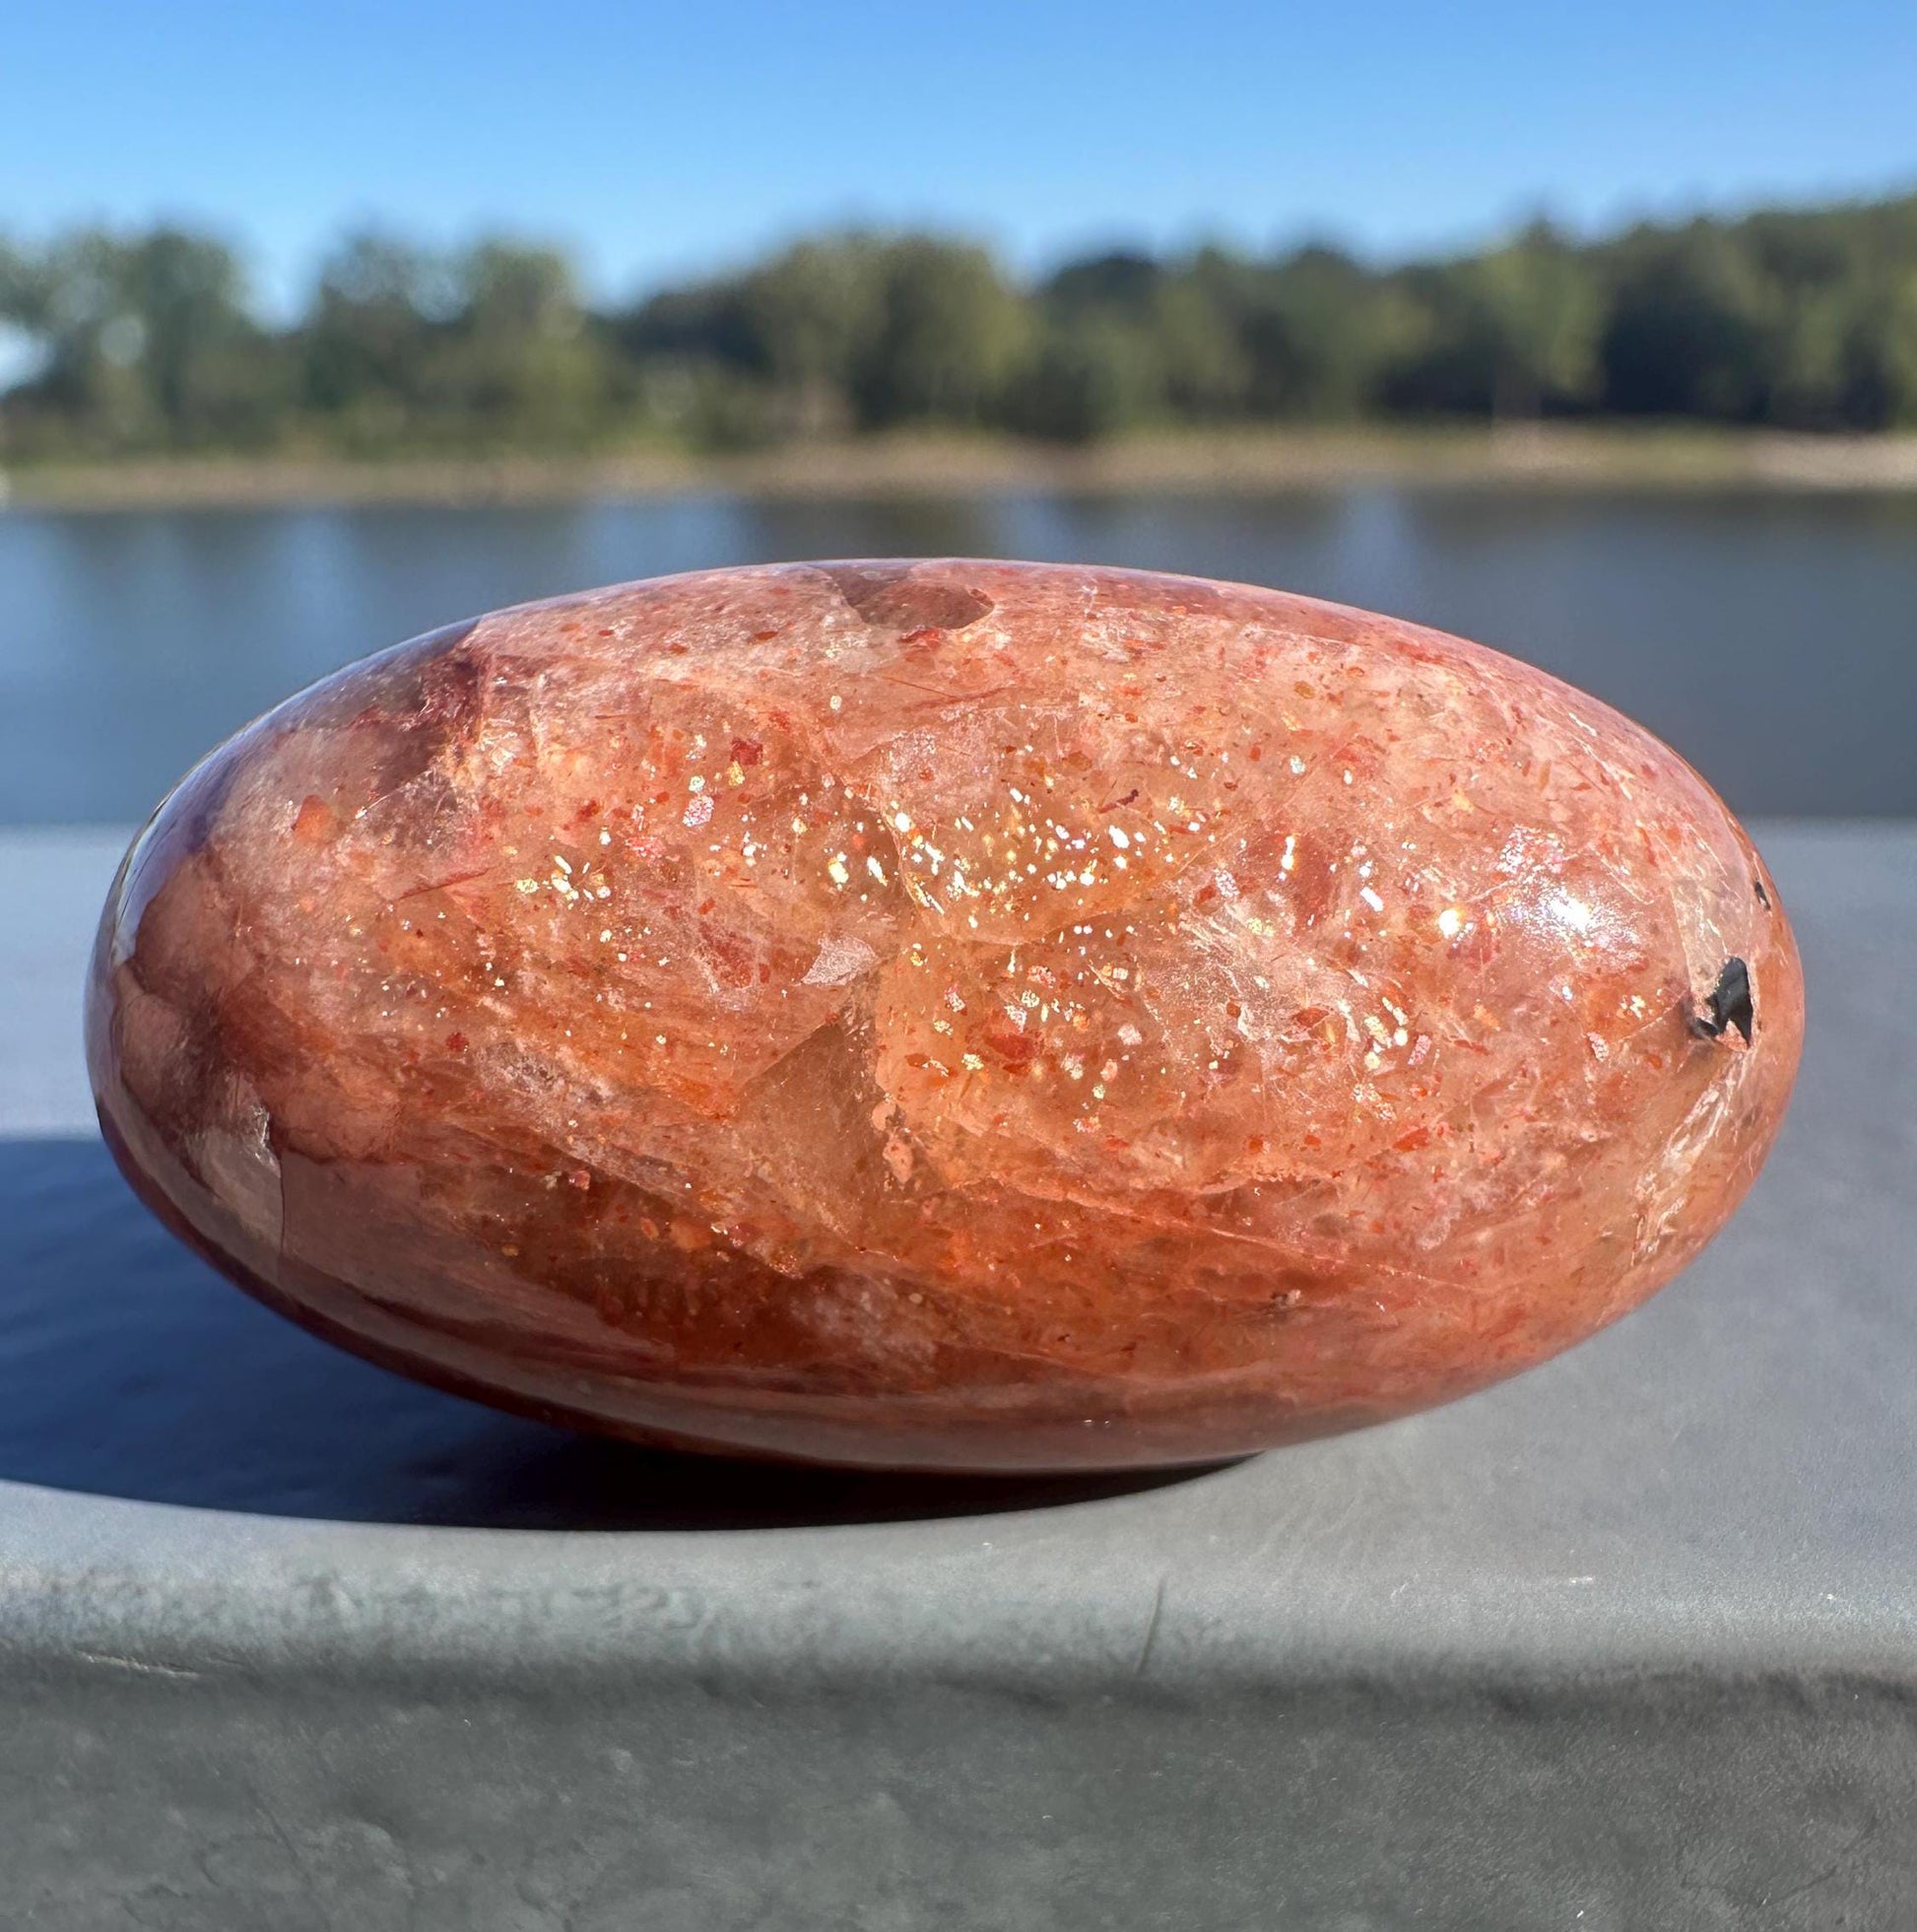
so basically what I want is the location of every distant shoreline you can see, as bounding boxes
[8,425,1917,511]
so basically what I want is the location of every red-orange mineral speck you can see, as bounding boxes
[87,561,1804,1470]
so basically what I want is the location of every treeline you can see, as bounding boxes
[4,193,1917,459]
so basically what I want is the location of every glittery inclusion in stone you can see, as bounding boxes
[88,561,1804,1471]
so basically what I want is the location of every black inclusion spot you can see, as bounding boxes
[1688,957,1754,1045]
[1753,876,1771,909]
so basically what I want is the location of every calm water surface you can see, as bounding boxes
[3,485,1913,823]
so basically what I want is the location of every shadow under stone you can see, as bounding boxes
[0,1138,1219,1529]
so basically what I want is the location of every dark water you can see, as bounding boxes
[3,486,1914,824]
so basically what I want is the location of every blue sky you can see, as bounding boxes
[4,0,1914,310]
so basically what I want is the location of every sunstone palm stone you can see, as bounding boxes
[89,562,1803,1471]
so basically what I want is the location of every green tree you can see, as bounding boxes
[1233,245,1401,418]
[1863,270,1917,426]
[1467,225,1604,415]
[1386,224,1602,418]
[1000,316,1160,441]
[739,235,890,433]
[1017,250,1248,436]
[0,226,279,452]
[12,194,1917,460]
[301,230,453,445]
[122,229,284,444]
[1598,223,1773,420]
[850,238,1030,429]
[444,240,610,444]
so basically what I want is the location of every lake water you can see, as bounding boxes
[3,485,1913,824]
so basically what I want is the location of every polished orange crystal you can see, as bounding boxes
[88,562,1804,1470]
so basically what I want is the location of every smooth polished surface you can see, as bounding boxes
[1,824,1911,1927]
[87,562,1801,1468]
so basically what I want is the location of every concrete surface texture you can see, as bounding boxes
[0,824,1912,1930]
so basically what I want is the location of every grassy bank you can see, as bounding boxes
[8,425,1917,511]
